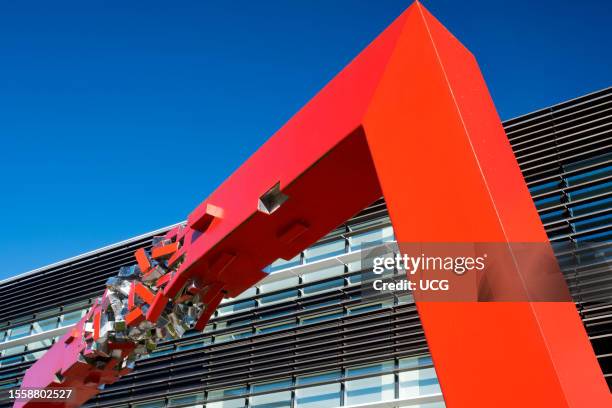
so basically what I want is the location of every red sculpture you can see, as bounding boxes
[15,2,610,407]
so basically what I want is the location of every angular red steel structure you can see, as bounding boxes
[15,2,610,407]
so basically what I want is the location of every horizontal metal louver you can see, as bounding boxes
[0,87,610,405]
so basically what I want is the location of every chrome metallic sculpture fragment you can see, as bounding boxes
[74,225,221,389]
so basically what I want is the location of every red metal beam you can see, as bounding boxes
[361,5,610,406]
[15,2,609,407]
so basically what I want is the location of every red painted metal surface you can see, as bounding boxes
[14,2,609,407]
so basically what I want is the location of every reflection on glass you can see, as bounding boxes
[8,324,30,340]
[32,317,58,334]
[0,345,26,367]
[26,338,54,351]
[176,341,205,351]
[214,330,251,344]
[260,276,299,294]
[251,380,292,408]
[347,301,392,315]
[251,390,291,408]
[305,240,345,263]
[259,290,299,305]
[207,387,247,408]
[346,362,394,405]
[300,312,343,326]
[302,265,344,284]
[350,226,394,251]
[268,254,301,273]
[296,371,341,408]
[302,279,344,295]
[168,393,205,407]
[257,321,296,334]
[399,356,441,398]
[133,400,165,408]
[217,300,257,316]
[60,310,84,327]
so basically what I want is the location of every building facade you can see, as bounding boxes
[0,87,610,408]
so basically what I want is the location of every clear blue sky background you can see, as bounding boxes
[0,0,610,279]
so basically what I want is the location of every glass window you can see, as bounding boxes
[418,402,446,408]
[302,278,344,295]
[26,338,54,351]
[217,300,256,316]
[347,360,394,376]
[347,300,393,315]
[304,239,345,263]
[348,273,362,284]
[259,290,299,305]
[399,356,441,398]
[296,383,340,408]
[268,253,301,272]
[35,307,62,320]
[301,265,344,284]
[24,352,38,362]
[32,317,59,334]
[251,380,292,408]
[350,226,394,251]
[397,293,413,304]
[8,324,30,340]
[300,312,343,326]
[346,260,363,272]
[2,345,25,356]
[60,310,84,327]
[297,371,340,386]
[258,307,296,320]
[31,349,47,360]
[259,276,299,294]
[216,318,252,330]
[214,330,251,344]
[296,371,341,408]
[349,217,390,231]
[0,356,23,367]
[227,286,258,302]
[207,387,247,408]
[148,346,174,358]
[133,400,165,408]
[183,329,204,339]
[346,362,395,405]
[302,299,339,311]
[252,379,292,393]
[0,380,20,390]
[257,320,296,334]
[399,355,431,369]
[1,345,26,367]
[168,393,205,407]
[250,391,291,408]
[176,340,206,351]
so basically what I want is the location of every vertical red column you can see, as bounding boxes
[362,3,610,407]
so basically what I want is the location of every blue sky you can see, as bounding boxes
[0,0,609,279]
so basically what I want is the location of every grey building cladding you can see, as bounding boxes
[0,86,610,407]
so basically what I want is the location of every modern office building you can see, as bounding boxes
[0,86,610,408]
